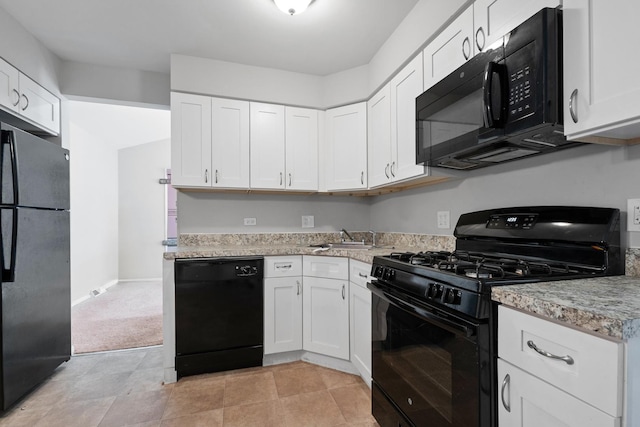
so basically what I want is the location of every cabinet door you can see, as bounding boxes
[211,98,249,188]
[325,103,367,190]
[264,277,303,354]
[423,5,473,91]
[350,279,371,386]
[250,102,285,189]
[497,359,620,427]
[171,92,212,187]
[390,54,425,182]
[473,0,560,53]
[17,74,60,135]
[0,58,19,114]
[367,84,392,188]
[563,0,640,141]
[285,107,318,191]
[302,277,349,360]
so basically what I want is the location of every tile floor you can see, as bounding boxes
[0,346,379,426]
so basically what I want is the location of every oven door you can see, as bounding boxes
[369,282,491,427]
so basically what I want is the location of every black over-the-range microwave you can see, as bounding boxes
[416,7,581,170]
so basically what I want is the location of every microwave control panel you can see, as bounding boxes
[507,42,536,121]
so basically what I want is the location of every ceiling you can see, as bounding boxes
[0,0,420,76]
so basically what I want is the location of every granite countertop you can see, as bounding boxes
[163,243,406,265]
[492,276,640,340]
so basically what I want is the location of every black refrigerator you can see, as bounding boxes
[0,123,70,410]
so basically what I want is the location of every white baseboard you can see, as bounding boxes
[118,277,163,282]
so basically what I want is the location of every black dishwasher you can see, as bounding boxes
[175,256,264,378]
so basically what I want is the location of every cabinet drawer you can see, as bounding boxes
[264,256,302,278]
[349,259,371,289]
[303,255,348,280]
[498,306,623,417]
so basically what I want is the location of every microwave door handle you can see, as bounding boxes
[483,62,506,128]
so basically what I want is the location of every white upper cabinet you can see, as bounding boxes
[172,93,249,189]
[367,84,392,188]
[474,0,561,53]
[390,54,425,183]
[0,57,60,136]
[423,5,474,91]
[285,107,318,191]
[171,92,212,187]
[250,102,286,190]
[325,102,367,191]
[250,103,319,191]
[563,0,640,143]
[212,98,250,188]
[369,54,425,189]
[0,59,20,114]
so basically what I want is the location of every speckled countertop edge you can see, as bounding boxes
[492,276,640,340]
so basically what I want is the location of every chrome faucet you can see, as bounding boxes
[369,230,377,247]
[340,228,356,242]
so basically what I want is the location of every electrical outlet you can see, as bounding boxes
[437,211,450,229]
[627,199,640,231]
[302,215,315,228]
[243,217,257,226]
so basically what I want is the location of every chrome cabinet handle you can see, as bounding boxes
[215,169,219,184]
[280,172,283,186]
[385,163,390,178]
[527,340,574,365]
[20,94,29,111]
[296,280,301,296]
[341,284,345,300]
[390,161,396,177]
[501,374,511,413]
[358,272,367,278]
[462,37,471,60]
[569,89,579,123]
[476,27,485,52]
[204,169,209,183]
[360,171,364,185]
[288,173,292,186]
[11,89,19,106]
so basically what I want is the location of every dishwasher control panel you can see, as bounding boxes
[236,264,259,277]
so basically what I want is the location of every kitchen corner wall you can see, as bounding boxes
[177,192,371,234]
[370,142,640,248]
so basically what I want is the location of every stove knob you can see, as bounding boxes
[444,289,462,305]
[426,283,435,298]
[373,266,382,278]
[383,268,391,280]
[433,284,444,298]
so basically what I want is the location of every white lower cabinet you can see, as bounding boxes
[497,359,619,427]
[349,260,371,386]
[497,306,623,427]
[264,256,303,355]
[302,256,350,360]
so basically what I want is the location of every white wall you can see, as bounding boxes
[370,142,640,247]
[177,192,371,234]
[118,139,171,280]
[61,60,170,108]
[68,115,119,303]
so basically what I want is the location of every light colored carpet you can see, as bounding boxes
[71,280,163,354]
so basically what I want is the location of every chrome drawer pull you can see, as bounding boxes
[527,340,574,365]
[358,272,367,278]
[501,374,511,413]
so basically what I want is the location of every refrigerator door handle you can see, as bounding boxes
[1,208,17,283]
[1,130,19,205]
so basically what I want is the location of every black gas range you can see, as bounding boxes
[369,206,623,427]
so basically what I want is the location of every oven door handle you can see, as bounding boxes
[369,283,478,337]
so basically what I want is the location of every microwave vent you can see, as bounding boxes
[437,158,478,170]
[469,147,538,163]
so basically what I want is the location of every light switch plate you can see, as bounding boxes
[302,215,315,228]
[437,211,450,229]
[627,199,640,231]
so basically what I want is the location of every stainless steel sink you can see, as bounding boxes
[310,242,373,250]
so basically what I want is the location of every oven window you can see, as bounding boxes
[372,292,485,427]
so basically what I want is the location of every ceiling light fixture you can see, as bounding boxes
[273,0,313,16]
